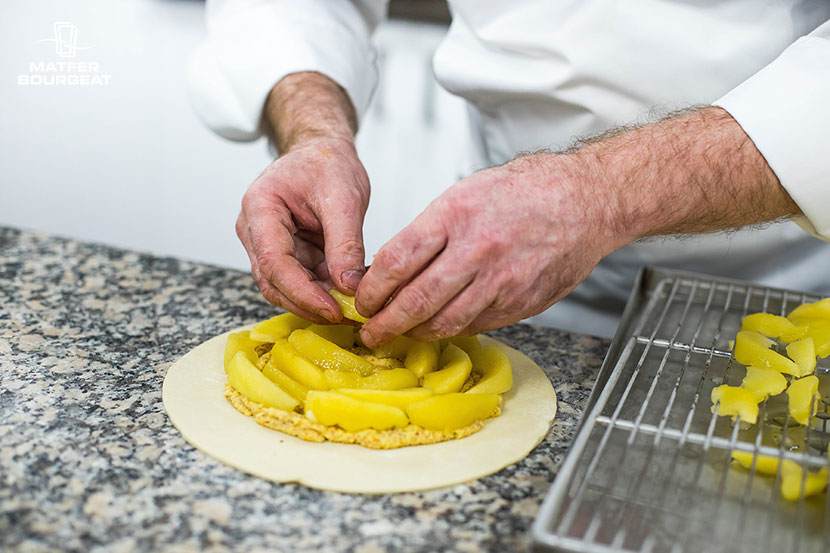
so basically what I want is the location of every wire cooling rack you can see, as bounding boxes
[532,267,830,553]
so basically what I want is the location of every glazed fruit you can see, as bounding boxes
[407,393,500,431]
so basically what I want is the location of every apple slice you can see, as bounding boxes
[741,313,798,339]
[466,346,513,394]
[740,366,787,402]
[787,375,820,425]
[227,351,299,411]
[269,339,329,390]
[306,324,355,348]
[305,391,408,431]
[223,331,261,372]
[328,289,369,323]
[249,312,310,342]
[406,393,500,431]
[405,341,439,378]
[422,344,472,394]
[262,359,309,403]
[323,368,418,390]
[781,460,828,501]
[371,335,415,359]
[337,387,434,410]
[734,331,800,375]
[289,328,374,375]
[786,337,817,377]
[711,385,758,424]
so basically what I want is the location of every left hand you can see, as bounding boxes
[354,153,628,347]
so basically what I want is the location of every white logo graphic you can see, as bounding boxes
[36,22,91,58]
[18,22,111,86]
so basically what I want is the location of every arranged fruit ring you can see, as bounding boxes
[162,321,557,493]
[221,309,514,449]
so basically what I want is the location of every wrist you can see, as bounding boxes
[503,152,632,257]
[264,71,357,155]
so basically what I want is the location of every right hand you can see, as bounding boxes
[236,136,370,323]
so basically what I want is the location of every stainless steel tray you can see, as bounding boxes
[532,267,830,553]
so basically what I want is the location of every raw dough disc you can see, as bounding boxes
[162,327,557,493]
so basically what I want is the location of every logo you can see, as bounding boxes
[17,21,111,87]
[37,22,91,58]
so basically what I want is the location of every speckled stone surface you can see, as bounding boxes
[0,226,609,553]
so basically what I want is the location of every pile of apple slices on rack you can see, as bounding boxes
[712,298,830,501]
[223,290,512,438]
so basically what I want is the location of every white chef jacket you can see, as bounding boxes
[188,0,830,338]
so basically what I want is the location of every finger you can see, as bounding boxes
[245,202,341,321]
[293,234,325,272]
[296,229,325,251]
[319,190,367,295]
[359,249,475,348]
[237,212,330,323]
[406,281,497,342]
[356,212,447,318]
[461,308,523,337]
[255,270,332,324]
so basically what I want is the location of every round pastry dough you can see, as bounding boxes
[162,327,557,493]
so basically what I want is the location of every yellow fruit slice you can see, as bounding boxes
[711,385,758,424]
[787,298,830,322]
[731,451,780,476]
[740,366,787,402]
[227,351,299,411]
[422,344,473,394]
[803,322,830,358]
[734,331,800,375]
[305,391,408,431]
[406,393,500,431]
[337,387,434,410]
[323,368,419,390]
[269,339,329,390]
[328,289,369,323]
[289,328,374,375]
[249,312,310,342]
[787,375,820,425]
[262,359,309,403]
[786,337,817,377]
[371,335,415,359]
[447,335,481,354]
[781,460,828,501]
[741,313,798,339]
[405,341,439,378]
[306,324,355,349]
[224,331,261,372]
[466,346,513,394]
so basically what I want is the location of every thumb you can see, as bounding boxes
[322,197,367,295]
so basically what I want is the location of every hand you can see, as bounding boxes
[355,154,625,347]
[236,137,370,323]
[354,107,797,347]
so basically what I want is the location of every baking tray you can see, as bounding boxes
[532,266,830,553]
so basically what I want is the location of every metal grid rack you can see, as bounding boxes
[532,267,830,553]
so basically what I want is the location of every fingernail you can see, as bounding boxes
[321,308,338,321]
[341,269,364,292]
[360,328,377,348]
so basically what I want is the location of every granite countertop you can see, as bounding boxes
[0,226,608,553]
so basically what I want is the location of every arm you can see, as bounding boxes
[236,72,370,323]
[187,0,388,140]
[354,107,801,347]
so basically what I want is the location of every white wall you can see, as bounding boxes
[0,0,468,271]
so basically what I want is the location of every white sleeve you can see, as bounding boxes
[187,0,388,142]
[713,20,830,241]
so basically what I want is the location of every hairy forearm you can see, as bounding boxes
[570,107,800,242]
[263,72,358,154]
